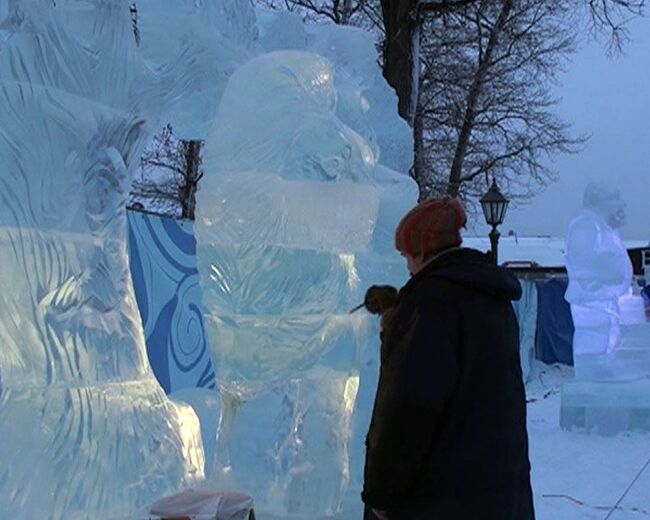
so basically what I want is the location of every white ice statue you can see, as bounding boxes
[0,2,204,518]
[565,183,633,379]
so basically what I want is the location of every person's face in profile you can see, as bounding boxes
[405,253,425,275]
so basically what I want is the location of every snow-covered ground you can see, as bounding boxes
[261,362,650,520]
[526,362,650,520]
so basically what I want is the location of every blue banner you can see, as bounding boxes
[127,210,216,393]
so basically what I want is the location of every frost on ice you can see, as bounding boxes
[0,2,203,518]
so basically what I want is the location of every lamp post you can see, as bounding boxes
[480,178,509,265]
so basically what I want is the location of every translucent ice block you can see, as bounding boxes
[0,2,204,517]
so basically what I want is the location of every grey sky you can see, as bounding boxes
[493,15,650,241]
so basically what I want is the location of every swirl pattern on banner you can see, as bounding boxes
[127,210,215,392]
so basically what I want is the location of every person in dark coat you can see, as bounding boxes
[362,197,535,520]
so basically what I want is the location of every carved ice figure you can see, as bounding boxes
[193,10,418,512]
[257,12,414,175]
[565,183,633,379]
[195,49,382,515]
[0,2,204,518]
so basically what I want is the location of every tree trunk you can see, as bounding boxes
[446,0,513,197]
[380,0,420,122]
[412,76,426,200]
[341,0,353,24]
[180,139,203,220]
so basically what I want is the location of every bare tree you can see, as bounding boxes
[129,124,204,220]
[381,0,645,122]
[414,0,587,201]
[588,0,646,52]
[254,0,383,28]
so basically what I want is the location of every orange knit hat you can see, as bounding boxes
[395,197,467,257]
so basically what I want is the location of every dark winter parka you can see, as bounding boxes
[362,247,534,520]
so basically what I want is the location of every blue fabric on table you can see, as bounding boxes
[535,278,574,366]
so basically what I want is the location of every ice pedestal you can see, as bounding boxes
[561,304,650,435]
[561,294,650,434]
[560,378,650,435]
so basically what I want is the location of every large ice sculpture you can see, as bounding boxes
[196,50,377,515]
[0,2,204,518]
[565,183,641,380]
[195,23,417,510]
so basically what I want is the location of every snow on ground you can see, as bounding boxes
[262,362,650,520]
[526,362,650,520]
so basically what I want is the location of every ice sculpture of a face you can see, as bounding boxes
[208,50,375,182]
[583,183,627,229]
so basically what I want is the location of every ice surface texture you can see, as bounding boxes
[565,183,650,380]
[137,0,258,140]
[194,15,417,515]
[0,2,203,518]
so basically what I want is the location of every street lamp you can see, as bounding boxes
[480,178,509,265]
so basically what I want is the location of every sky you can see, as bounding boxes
[476,14,650,241]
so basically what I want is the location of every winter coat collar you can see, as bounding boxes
[401,247,522,302]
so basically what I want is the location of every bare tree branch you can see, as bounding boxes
[130,124,204,219]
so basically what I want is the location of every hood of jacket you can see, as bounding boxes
[402,247,522,302]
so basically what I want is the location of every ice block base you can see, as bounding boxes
[560,377,650,435]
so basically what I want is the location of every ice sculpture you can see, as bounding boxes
[257,12,413,175]
[195,50,376,515]
[565,184,635,379]
[195,30,417,511]
[136,0,257,140]
[0,2,204,518]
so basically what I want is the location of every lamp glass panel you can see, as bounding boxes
[481,203,492,225]
[497,201,509,224]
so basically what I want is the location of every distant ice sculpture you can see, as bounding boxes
[0,2,204,518]
[565,183,639,379]
[195,24,417,512]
